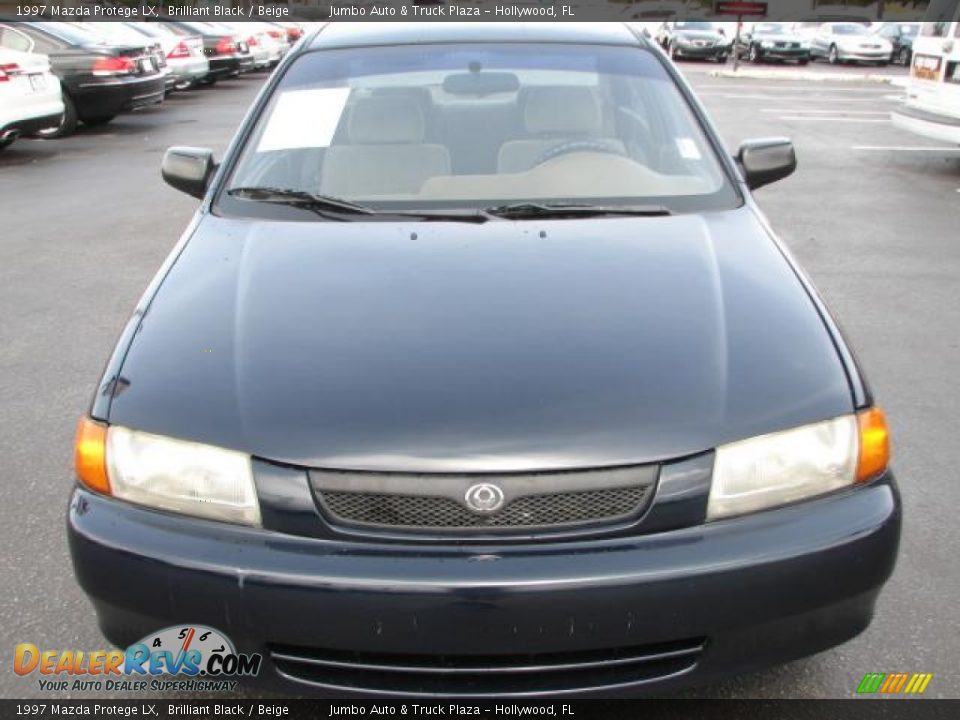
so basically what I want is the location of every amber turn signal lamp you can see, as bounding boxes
[856,407,890,483]
[75,417,110,495]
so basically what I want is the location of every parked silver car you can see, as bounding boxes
[809,22,892,65]
[124,22,209,91]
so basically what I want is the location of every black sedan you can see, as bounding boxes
[657,20,732,62]
[69,23,899,697]
[736,22,811,64]
[0,21,165,137]
[873,22,920,67]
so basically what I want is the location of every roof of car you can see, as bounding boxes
[308,22,644,50]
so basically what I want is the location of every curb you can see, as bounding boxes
[708,68,905,84]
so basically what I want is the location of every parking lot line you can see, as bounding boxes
[852,145,960,151]
[689,83,896,94]
[761,109,891,115]
[697,94,901,102]
[777,116,890,122]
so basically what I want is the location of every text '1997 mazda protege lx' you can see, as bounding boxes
[69,23,899,697]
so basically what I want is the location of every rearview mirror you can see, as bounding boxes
[443,72,520,96]
[161,147,216,199]
[737,138,796,190]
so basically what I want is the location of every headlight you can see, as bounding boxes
[74,419,261,526]
[707,410,890,521]
[761,40,775,49]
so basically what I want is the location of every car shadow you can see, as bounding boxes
[0,140,63,167]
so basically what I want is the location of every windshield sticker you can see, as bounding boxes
[676,138,702,160]
[257,87,351,153]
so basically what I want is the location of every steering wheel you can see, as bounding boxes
[533,139,631,168]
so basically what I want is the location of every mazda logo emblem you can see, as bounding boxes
[464,483,505,514]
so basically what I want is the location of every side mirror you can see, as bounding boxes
[737,138,796,190]
[161,147,216,199]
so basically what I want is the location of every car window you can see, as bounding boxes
[921,22,950,37]
[32,21,106,46]
[223,43,739,217]
[0,25,33,53]
[832,24,868,36]
[17,27,59,54]
[70,22,146,45]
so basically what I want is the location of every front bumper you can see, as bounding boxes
[68,474,900,697]
[757,47,810,60]
[838,49,889,62]
[892,104,960,145]
[674,44,729,59]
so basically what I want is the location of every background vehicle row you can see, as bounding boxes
[0,19,300,147]
[645,20,919,67]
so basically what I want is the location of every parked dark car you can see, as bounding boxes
[0,21,165,137]
[735,22,811,64]
[159,20,253,84]
[69,23,899,698]
[873,22,920,66]
[64,22,173,94]
[656,20,732,62]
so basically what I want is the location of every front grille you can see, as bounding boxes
[321,486,648,531]
[310,464,658,536]
[270,637,705,695]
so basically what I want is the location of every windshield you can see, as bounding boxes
[675,22,714,31]
[900,24,919,36]
[70,22,149,45]
[753,23,785,34]
[127,22,178,39]
[832,24,868,35]
[223,43,737,219]
[33,21,108,46]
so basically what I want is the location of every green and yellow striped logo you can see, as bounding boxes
[857,672,933,695]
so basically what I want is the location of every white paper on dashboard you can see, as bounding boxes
[257,87,351,153]
[676,137,702,160]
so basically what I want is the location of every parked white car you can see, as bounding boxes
[216,22,285,70]
[809,22,892,65]
[892,17,960,145]
[0,48,63,151]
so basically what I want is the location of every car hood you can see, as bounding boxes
[754,32,804,42]
[676,30,725,41]
[106,207,853,472]
[831,34,879,43]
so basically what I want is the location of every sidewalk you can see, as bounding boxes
[708,67,909,86]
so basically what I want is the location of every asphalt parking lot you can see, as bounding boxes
[1,64,958,700]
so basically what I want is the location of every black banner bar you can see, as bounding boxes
[1,0,955,22]
[3,700,960,720]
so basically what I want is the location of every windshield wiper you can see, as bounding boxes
[228,187,491,223]
[484,202,672,220]
[229,187,375,215]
